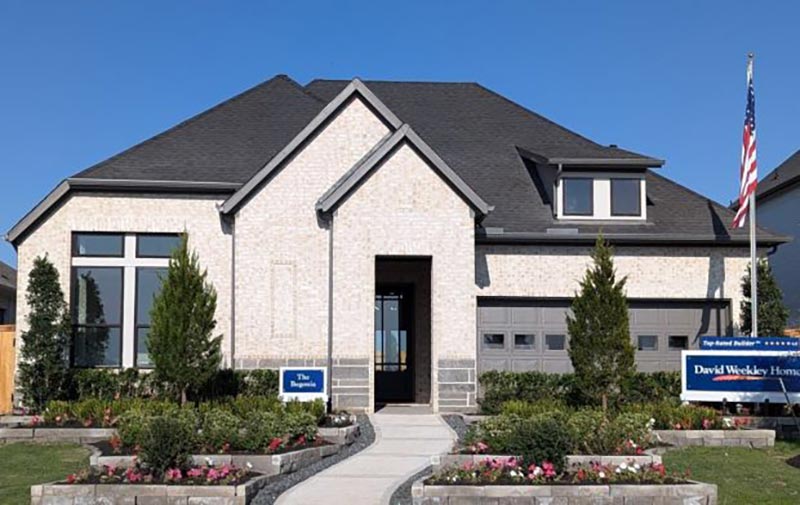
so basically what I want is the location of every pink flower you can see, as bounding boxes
[105,465,116,477]
[268,437,283,452]
[66,474,76,484]
[165,468,183,481]
[542,461,556,478]
[187,468,204,478]
[702,418,713,430]
[30,416,42,427]
[125,468,143,483]
[207,468,220,481]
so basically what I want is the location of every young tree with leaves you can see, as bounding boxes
[740,259,789,337]
[567,235,635,413]
[17,255,70,411]
[147,234,221,404]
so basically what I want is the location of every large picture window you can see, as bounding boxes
[71,232,175,368]
[563,178,593,216]
[71,267,123,367]
[135,268,167,367]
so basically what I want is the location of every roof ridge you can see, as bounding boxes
[72,75,310,179]
[307,78,480,86]
[279,75,327,104]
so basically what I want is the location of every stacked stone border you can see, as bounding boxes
[31,476,269,505]
[0,423,358,446]
[432,453,662,472]
[411,481,718,505]
[652,429,774,447]
[437,359,477,412]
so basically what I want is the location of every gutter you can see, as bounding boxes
[476,229,792,247]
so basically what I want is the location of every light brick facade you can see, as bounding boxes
[476,245,752,331]
[12,91,758,413]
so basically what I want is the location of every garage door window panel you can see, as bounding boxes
[514,333,536,350]
[545,334,567,352]
[637,335,659,351]
[482,332,506,351]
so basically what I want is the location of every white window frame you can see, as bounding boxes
[556,172,646,221]
[71,234,171,368]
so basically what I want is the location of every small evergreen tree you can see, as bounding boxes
[740,259,789,336]
[147,234,221,404]
[17,255,70,411]
[567,235,635,413]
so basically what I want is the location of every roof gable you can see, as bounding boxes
[220,79,403,215]
[757,149,800,203]
[316,124,492,216]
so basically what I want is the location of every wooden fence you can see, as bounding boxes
[0,325,15,414]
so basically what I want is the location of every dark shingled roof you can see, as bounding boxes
[757,149,800,203]
[63,76,785,244]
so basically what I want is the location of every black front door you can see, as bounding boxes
[374,285,413,403]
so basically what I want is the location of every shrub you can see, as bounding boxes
[239,411,283,452]
[500,399,570,418]
[117,410,148,448]
[621,372,681,405]
[226,396,282,418]
[285,398,326,423]
[283,411,318,440]
[567,409,651,455]
[468,414,570,471]
[478,371,573,414]
[43,400,72,425]
[199,408,241,452]
[240,369,279,397]
[138,415,196,475]
[625,401,721,430]
[17,255,71,411]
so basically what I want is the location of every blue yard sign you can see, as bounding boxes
[699,336,800,351]
[279,367,328,403]
[682,350,800,403]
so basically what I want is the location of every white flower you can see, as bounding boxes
[615,467,622,474]
[532,466,543,477]
[633,464,641,471]
[205,457,214,467]
[599,471,606,479]
[246,462,253,470]
[619,462,628,470]
[510,470,521,478]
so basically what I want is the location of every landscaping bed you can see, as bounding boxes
[414,457,715,505]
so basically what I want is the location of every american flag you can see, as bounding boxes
[733,58,757,228]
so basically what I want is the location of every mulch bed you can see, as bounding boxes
[786,454,800,470]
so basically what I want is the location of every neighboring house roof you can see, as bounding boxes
[5,75,789,246]
[756,149,800,203]
[0,261,16,291]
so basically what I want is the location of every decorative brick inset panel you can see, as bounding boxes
[331,358,370,411]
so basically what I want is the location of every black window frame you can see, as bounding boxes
[481,332,506,351]
[562,177,594,216]
[610,178,642,217]
[668,335,689,351]
[133,267,167,368]
[70,266,125,368]
[136,233,182,259]
[513,333,536,350]
[71,232,125,258]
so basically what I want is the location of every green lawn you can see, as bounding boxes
[663,440,800,505]
[0,443,90,505]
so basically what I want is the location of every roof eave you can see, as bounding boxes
[5,178,240,245]
[476,230,791,247]
[548,157,665,168]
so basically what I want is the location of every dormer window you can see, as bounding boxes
[563,178,593,216]
[610,178,641,216]
[556,172,646,220]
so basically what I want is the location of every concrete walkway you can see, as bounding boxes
[276,407,455,505]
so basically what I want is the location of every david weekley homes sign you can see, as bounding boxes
[682,350,800,403]
[279,367,328,403]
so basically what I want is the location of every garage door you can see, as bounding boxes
[477,299,731,374]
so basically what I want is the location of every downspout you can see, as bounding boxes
[326,213,334,413]
[554,163,563,218]
[230,216,236,368]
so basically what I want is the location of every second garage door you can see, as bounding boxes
[477,298,731,373]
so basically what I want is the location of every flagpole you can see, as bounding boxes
[748,53,758,338]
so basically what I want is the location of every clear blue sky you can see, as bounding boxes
[1,1,798,266]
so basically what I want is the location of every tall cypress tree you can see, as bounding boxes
[147,234,221,404]
[567,235,635,413]
[740,259,789,337]
[17,255,70,411]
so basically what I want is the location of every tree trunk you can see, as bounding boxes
[180,388,188,406]
[601,393,608,416]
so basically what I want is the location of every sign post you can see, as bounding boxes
[279,367,328,403]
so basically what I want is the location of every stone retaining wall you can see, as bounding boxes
[0,427,115,444]
[412,480,717,505]
[653,429,774,447]
[432,453,662,472]
[31,475,268,505]
[318,424,360,445]
[90,444,340,477]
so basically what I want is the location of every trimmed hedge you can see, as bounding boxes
[479,370,681,414]
[65,368,279,402]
